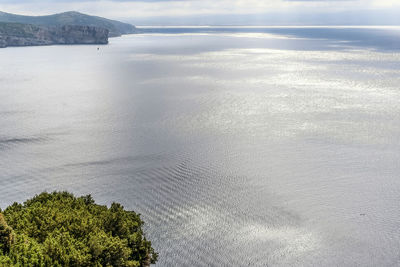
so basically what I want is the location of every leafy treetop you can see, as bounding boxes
[0,191,157,267]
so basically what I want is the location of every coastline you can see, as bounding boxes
[0,23,109,48]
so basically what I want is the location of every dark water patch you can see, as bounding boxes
[0,110,31,116]
[0,136,48,146]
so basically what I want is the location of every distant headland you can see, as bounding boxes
[0,11,137,48]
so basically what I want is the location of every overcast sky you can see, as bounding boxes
[1,0,400,25]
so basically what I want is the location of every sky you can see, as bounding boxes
[0,0,400,26]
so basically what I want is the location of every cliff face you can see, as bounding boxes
[0,23,109,48]
[0,11,136,37]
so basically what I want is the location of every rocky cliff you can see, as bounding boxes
[0,23,109,48]
[0,11,136,37]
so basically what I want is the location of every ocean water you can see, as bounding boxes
[1,27,400,266]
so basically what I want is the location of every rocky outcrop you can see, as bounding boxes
[0,11,137,37]
[0,23,109,48]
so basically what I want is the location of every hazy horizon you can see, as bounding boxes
[1,0,400,26]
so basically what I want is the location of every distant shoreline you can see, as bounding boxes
[0,23,109,48]
[0,10,137,48]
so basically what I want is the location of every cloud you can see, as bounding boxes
[0,0,399,25]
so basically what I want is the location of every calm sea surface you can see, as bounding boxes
[1,27,400,266]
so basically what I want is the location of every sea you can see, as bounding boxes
[1,26,400,266]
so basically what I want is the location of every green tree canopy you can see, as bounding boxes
[0,192,157,267]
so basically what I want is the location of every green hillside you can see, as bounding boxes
[0,11,136,37]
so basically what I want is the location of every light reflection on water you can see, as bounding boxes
[1,29,400,266]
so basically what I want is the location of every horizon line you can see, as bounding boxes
[136,25,400,29]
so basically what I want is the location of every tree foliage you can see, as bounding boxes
[0,192,157,266]
[0,213,14,253]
